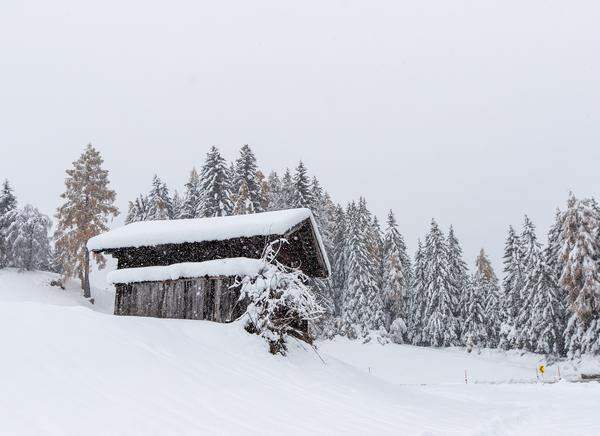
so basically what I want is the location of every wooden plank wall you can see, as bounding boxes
[115,277,245,322]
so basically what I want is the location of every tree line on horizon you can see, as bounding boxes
[0,143,598,357]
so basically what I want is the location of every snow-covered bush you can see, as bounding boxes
[238,240,325,355]
[3,204,52,271]
[313,316,342,341]
[389,318,407,344]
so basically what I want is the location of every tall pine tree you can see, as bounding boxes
[54,144,119,297]
[181,168,203,219]
[171,190,184,219]
[147,175,173,220]
[0,180,18,268]
[515,215,542,350]
[233,145,262,213]
[559,194,600,356]
[291,161,312,209]
[341,199,385,339]
[463,253,489,351]
[420,220,461,347]
[446,225,469,342]
[363,204,386,335]
[471,249,501,347]
[266,171,284,211]
[200,146,233,217]
[382,210,412,332]
[330,204,348,317]
[527,257,565,355]
[498,226,524,349]
[409,240,426,344]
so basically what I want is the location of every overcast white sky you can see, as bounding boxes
[1,0,599,272]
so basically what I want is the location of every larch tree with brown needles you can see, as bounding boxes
[54,144,119,298]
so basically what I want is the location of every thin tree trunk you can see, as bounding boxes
[83,248,91,298]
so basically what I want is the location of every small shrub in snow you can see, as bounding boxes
[238,240,325,355]
[389,318,407,344]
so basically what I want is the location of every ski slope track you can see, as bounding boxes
[1,269,599,435]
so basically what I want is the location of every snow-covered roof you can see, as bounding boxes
[108,258,266,284]
[88,208,313,251]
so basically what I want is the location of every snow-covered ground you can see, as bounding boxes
[1,269,599,435]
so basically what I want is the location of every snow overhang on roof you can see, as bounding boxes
[87,208,331,274]
[88,208,313,250]
[108,258,267,284]
[87,208,331,276]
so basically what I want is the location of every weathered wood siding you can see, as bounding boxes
[103,218,328,278]
[115,277,246,322]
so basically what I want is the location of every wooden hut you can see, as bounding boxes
[87,208,330,322]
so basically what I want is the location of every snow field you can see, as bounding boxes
[1,270,599,436]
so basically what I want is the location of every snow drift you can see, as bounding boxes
[1,269,599,435]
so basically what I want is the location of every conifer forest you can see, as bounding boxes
[2,143,598,358]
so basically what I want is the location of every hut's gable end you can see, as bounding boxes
[278,219,329,277]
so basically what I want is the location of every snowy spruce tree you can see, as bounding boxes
[309,177,331,235]
[363,205,386,337]
[382,210,412,336]
[420,220,461,347]
[446,225,469,342]
[559,194,600,356]
[545,209,565,280]
[467,249,500,347]
[3,205,52,271]
[199,146,233,217]
[125,195,151,224]
[515,215,542,351]
[341,200,385,339]
[180,168,203,219]
[232,145,262,213]
[171,190,184,220]
[477,249,501,347]
[527,257,565,356]
[462,254,489,351]
[498,226,524,349]
[371,215,385,289]
[266,171,284,211]
[340,202,363,338]
[291,161,312,209]
[330,204,348,317]
[309,177,327,226]
[408,240,426,344]
[0,180,18,268]
[0,180,17,215]
[280,169,295,210]
[54,144,119,297]
[147,175,173,220]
